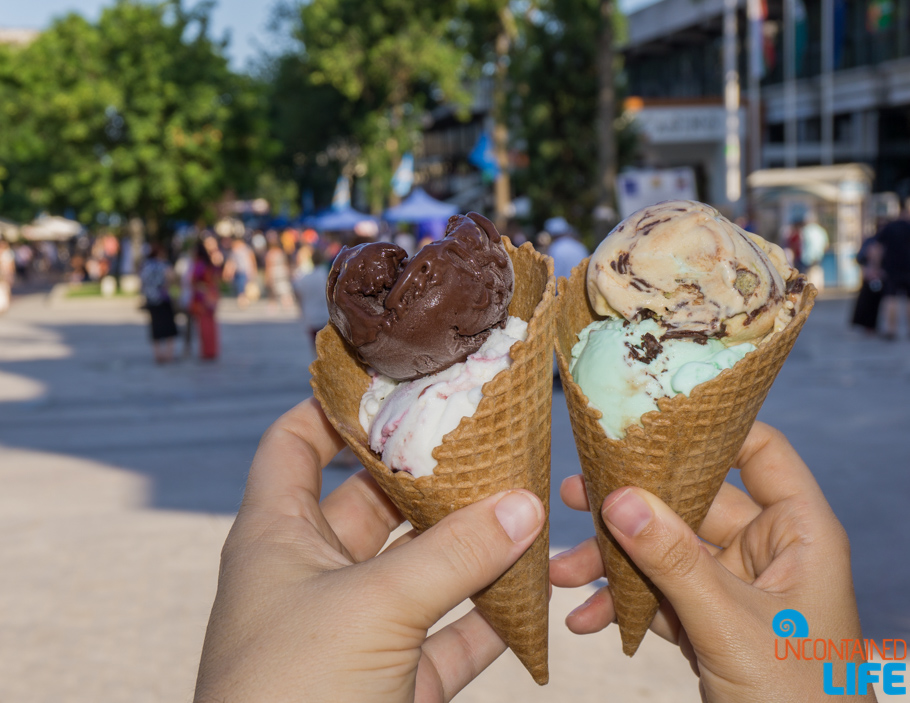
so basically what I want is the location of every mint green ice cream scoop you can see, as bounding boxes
[569,318,754,440]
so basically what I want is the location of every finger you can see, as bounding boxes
[374,490,546,628]
[696,482,761,548]
[549,537,603,588]
[416,608,507,702]
[560,474,590,512]
[243,397,345,517]
[383,527,417,552]
[563,584,684,645]
[601,487,743,634]
[565,585,614,635]
[734,422,825,508]
[320,469,404,563]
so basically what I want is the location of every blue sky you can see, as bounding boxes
[2,0,282,71]
[4,0,654,72]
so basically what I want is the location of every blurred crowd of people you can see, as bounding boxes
[132,215,592,365]
[136,223,356,364]
[1,214,593,359]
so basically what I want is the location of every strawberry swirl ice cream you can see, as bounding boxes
[359,316,528,476]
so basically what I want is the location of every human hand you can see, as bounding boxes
[194,398,545,703]
[550,422,872,702]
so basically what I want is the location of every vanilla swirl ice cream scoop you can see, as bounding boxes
[586,200,797,344]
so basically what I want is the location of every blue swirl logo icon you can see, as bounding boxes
[773,609,809,638]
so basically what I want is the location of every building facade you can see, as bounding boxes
[622,0,910,204]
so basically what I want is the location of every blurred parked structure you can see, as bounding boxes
[622,0,910,210]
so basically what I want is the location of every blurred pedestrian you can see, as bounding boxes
[850,234,884,335]
[281,228,298,257]
[506,220,528,247]
[293,247,330,353]
[264,234,294,310]
[190,239,221,360]
[871,199,910,340]
[14,243,33,281]
[782,218,803,269]
[0,240,15,314]
[174,243,195,357]
[545,216,589,282]
[223,238,258,309]
[800,212,829,290]
[139,244,178,363]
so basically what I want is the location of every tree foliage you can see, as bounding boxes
[0,0,272,231]
[264,51,360,211]
[510,0,636,238]
[289,0,473,212]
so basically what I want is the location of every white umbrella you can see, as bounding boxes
[22,215,84,241]
[0,217,20,241]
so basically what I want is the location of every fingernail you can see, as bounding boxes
[568,597,594,618]
[603,488,652,537]
[495,491,543,543]
[550,545,578,562]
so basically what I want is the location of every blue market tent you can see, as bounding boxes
[383,188,458,223]
[307,206,376,232]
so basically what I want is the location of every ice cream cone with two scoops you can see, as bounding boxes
[311,212,556,684]
[554,200,816,655]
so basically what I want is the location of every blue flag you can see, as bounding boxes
[331,176,350,210]
[391,153,414,197]
[469,131,500,181]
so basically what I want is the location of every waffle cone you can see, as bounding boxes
[310,239,556,684]
[555,258,816,656]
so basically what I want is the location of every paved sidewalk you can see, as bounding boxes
[0,292,907,701]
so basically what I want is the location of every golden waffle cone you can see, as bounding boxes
[554,257,816,656]
[310,239,556,685]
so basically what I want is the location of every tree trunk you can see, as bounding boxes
[493,8,514,234]
[128,216,145,274]
[595,0,617,240]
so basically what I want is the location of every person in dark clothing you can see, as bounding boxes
[871,201,910,339]
[140,244,178,363]
[851,234,884,334]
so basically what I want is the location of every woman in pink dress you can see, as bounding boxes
[190,239,221,360]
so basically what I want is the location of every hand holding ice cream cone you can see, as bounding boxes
[551,422,868,702]
[195,399,547,702]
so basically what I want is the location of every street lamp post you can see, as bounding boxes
[723,0,742,204]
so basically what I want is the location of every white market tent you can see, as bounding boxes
[21,215,85,241]
[0,217,20,241]
[383,188,458,223]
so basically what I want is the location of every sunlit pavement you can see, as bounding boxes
[0,291,907,702]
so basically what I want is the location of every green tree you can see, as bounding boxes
[510,0,636,241]
[450,1,522,230]
[0,0,272,234]
[292,0,473,213]
[263,51,360,212]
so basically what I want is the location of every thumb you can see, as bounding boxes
[374,489,545,629]
[601,487,733,627]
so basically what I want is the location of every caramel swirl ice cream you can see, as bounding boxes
[586,200,799,345]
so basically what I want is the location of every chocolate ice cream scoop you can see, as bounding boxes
[586,200,798,344]
[326,212,514,380]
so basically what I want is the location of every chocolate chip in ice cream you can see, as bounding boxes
[326,212,514,381]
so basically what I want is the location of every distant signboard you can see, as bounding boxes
[632,106,742,144]
[616,168,698,218]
